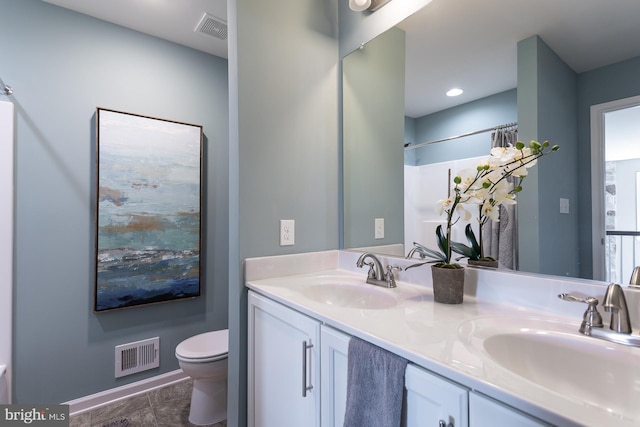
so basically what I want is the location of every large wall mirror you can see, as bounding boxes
[342,0,640,283]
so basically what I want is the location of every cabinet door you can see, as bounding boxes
[469,392,551,427]
[404,364,469,427]
[248,291,320,427]
[320,325,350,427]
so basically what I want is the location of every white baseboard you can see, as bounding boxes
[64,369,189,416]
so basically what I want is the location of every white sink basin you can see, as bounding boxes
[460,316,640,421]
[301,283,397,309]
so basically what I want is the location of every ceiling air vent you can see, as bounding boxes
[195,13,228,41]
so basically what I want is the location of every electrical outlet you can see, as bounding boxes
[280,220,295,246]
[375,218,384,239]
[560,198,570,214]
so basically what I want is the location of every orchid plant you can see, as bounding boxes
[409,140,559,268]
[451,140,559,261]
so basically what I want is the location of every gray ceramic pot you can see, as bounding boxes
[431,265,465,304]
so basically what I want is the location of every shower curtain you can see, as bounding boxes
[483,127,518,269]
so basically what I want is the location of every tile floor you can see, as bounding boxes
[69,379,226,427]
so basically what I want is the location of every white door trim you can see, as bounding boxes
[590,94,640,281]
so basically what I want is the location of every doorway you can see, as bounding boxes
[591,95,640,282]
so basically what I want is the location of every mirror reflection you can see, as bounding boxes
[342,0,640,282]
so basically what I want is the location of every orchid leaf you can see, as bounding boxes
[435,225,449,259]
[450,241,476,259]
[464,224,481,256]
[411,241,447,263]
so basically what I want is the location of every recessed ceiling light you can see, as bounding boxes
[446,88,463,97]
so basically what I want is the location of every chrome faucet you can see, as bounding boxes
[603,283,632,334]
[559,284,640,347]
[406,247,425,259]
[356,253,401,288]
[557,293,603,334]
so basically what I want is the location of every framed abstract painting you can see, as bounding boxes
[95,108,203,312]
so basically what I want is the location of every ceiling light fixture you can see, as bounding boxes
[446,88,463,97]
[349,0,392,12]
[349,0,371,11]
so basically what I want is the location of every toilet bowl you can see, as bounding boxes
[175,329,228,426]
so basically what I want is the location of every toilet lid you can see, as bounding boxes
[176,329,228,361]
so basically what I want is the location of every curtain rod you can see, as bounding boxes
[404,122,517,150]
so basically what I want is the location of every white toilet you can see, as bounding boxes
[175,329,228,426]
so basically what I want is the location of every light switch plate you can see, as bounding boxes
[280,220,295,246]
[560,198,569,214]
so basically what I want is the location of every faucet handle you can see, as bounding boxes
[385,265,402,288]
[361,261,376,279]
[357,259,377,280]
[558,293,595,304]
[558,293,604,334]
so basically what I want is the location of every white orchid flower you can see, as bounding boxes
[456,204,473,222]
[481,202,500,222]
[491,179,511,194]
[466,187,488,205]
[490,145,516,162]
[514,146,532,160]
[454,169,481,192]
[522,157,537,168]
[509,164,529,177]
[493,191,516,206]
[435,197,453,215]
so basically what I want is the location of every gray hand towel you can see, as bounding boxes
[343,336,408,427]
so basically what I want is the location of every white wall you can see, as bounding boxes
[0,100,14,403]
[404,156,485,255]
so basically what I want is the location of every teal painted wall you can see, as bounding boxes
[408,89,517,166]
[2,0,229,403]
[535,37,579,278]
[517,35,579,277]
[228,0,339,424]
[343,27,405,249]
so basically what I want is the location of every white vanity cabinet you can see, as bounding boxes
[320,325,350,427]
[248,290,551,427]
[404,364,469,427]
[318,326,470,427]
[247,291,321,427]
[469,392,551,427]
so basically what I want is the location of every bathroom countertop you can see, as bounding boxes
[246,268,640,427]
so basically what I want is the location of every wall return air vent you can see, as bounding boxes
[115,337,160,378]
[195,13,228,41]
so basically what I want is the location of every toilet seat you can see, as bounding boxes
[176,329,229,363]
